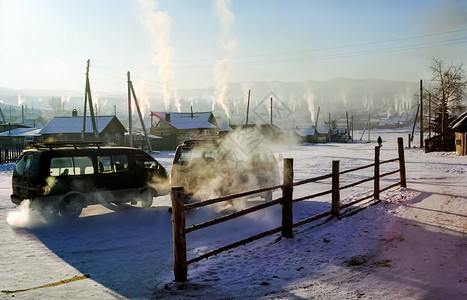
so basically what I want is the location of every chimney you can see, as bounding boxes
[166,113,171,122]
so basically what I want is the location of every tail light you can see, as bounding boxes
[34,184,43,197]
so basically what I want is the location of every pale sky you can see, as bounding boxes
[1,0,466,94]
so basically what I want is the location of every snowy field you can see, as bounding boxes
[0,128,466,299]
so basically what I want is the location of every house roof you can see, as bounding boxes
[151,112,217,130]
[0,127,41,137]
[215,117,233,131]
[40,116,125,134]
[451,111,467,130]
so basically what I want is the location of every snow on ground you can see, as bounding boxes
[0,128,466,299]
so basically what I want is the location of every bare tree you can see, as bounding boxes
[428,58,467,142]
[48,97,63,112]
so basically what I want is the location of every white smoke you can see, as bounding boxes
[340,91,348,107]
[304,89,316,123]
[17,95,25,106]
[7,200,49,228]
[212,0,238,118]
[137,0,180,112]
[212,59,231,117]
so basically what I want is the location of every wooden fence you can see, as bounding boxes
[0,145,24,164]
[170,137,407,282]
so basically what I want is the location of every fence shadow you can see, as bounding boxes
[28,205,174,299]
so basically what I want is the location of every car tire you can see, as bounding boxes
[59,194,83,219]
[140,188,156,209]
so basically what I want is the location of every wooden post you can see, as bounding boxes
[171,186,187,282]
[281,158,294,238]
[397,137,407,188]
[331,160,340,217]
[420,80,424,148]
[374,146,380,200]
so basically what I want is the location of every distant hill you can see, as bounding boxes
[0,78,419,127]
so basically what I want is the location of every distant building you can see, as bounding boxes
[150,112,230,150]
[452,111,467,155]
[0,127,42,147]
[40,116,126,145]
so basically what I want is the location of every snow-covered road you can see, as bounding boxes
[1,129,466,299]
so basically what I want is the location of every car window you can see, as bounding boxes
[13,154,28,176]
[98,156,113,173]
[113,154,129,172]
[73,156,94,175]
[135,154,158,169]
[50,157,74,176]
[98,155,129,173]
[50,156,94,176]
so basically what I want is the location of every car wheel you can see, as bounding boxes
[59,195,83,219]
[140,188,156,209]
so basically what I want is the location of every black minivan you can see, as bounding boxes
[11,142,169,218]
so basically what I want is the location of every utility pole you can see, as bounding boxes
[128,71,152,152]
[420,79,424,148]
[428,93,431,139]
[127,72,133,147]
[270,97,273,125]
[246,89,250,125]
[82,59,99,140]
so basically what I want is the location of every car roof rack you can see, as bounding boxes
[27,141,103,150]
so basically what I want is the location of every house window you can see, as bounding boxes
[185,132,191,140]
[204,129,210,135]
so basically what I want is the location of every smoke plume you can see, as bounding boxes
[304,89,316,123]
[137,0,181,112]
[212,0,238,117]
[17,95,25,106]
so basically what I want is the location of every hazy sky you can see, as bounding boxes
[1,0,466,94]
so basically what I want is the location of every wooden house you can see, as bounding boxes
[452,111,467,156]
[150,112,229,150]
[0,127,42,147]
[39,116,126,145]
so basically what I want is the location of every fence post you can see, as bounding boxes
[397,137,407,188]
[281,158,294,238]
[331,160,340,217]
[171,186,187,282]
[374,146,380,200]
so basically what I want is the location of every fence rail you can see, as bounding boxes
[170,137,407,282]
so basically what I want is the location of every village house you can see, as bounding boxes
[451,111,467,156]
[150,112,229,150]
[40,115,127,145]
[0,127,42,148]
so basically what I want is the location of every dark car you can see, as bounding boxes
[11,141,169,218]
[171,137,280,203]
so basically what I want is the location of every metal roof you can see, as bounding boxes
[39,116,123,134]
[151,112,217,130]
[0,127,41,137]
